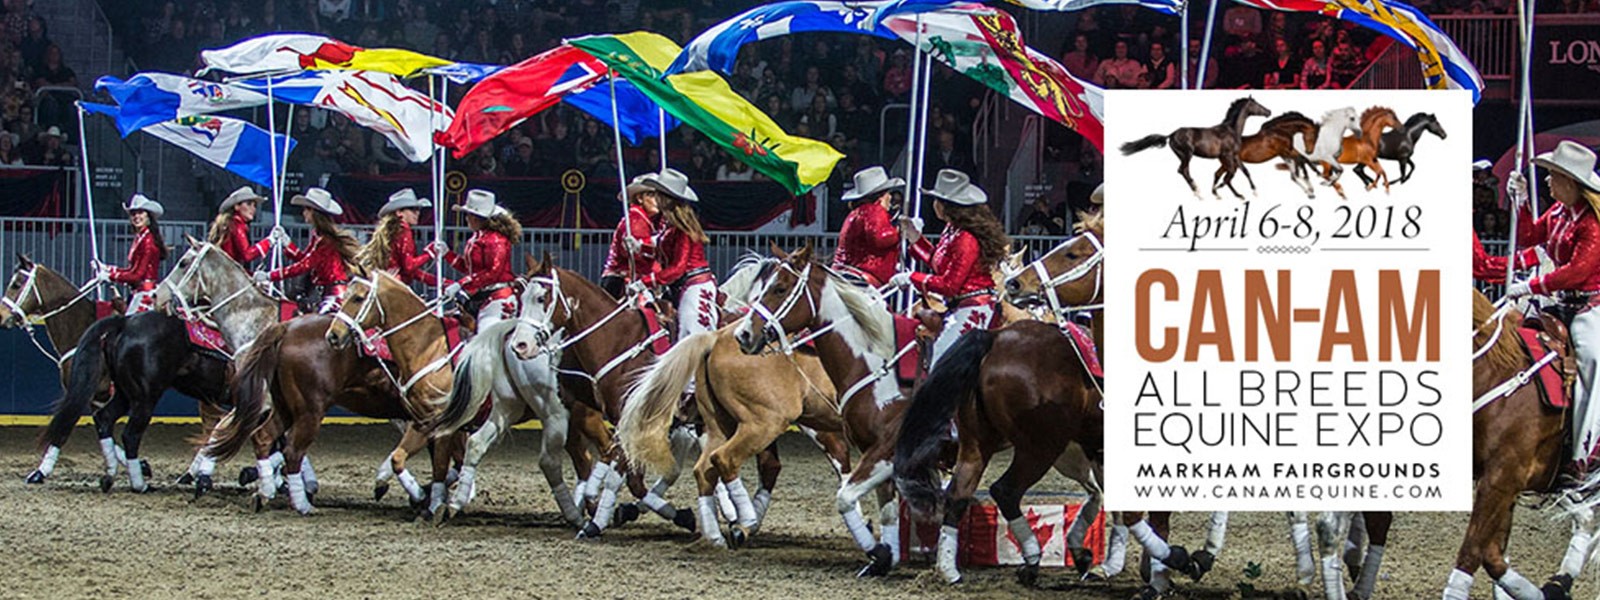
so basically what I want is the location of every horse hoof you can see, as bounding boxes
[857,544,893,578]
[238,466,259,486]
[1015,563,1040,587]
[1070,547,1095,577]
[1162,544,1192,575]
[176,472,194,486]
[140,461,152,478]
[576,521,603,540]
[1543,574,1574,600]
[616,502,640,526]
[99,475,114,493]
[1188,549,1215,581]
[251,495,266,513]
[24,470,45,485]
[374,483,389,501]
[431,507,454,527]
[673,509,697,532]
[728,525,748,549]
[194,475,213,500]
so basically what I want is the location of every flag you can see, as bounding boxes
[872,0,1179,25]
[670,1,898,75]
[882,6,1105,150]
[563,78,681,147]
[94,73,270,136]
[82,103,292,189]
[198,33,500,82]
[569,32,843,195]
[1230,0,1483,102]
[235,70,452,162]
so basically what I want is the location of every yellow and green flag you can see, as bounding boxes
[569,32,843,195]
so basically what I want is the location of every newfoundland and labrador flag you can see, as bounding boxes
[568,32,842,195]
[197,33,500,83]
[81,102,292,189]
[234,70,453,163]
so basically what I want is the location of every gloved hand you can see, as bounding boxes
[626,279,651,299]
[252,270,272,285]
[269,225,291,246]
[1506,170,1528,207]
[90,261,111,283]
[1505,280,1532,298]
[898,216,925,241]
[429,240,450,257]
[443,281,463,300]
[622,234,643,254]
[888,271,914,289]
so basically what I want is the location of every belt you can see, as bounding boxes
[673,268,715,288]
[950,288,997,307]
[131,281,157,292]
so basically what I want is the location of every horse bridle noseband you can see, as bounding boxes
[748,261,818,356]
[3,265,97,366]
[1008,232,1105,321]
[331,274,457,397]
[167,243,262,326]
[518,272,667,385]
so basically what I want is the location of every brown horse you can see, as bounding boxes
[1238,111,1321,199]
[1449,290,1593,599]
[1330,106,1403,193]
[1120,96,1272,200]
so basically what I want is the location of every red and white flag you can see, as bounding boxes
[439,45,609,158]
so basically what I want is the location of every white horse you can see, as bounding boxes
[1297,107,1361,199]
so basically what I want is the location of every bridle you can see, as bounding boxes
[1472,297,1561,413]
[2,265,97,366]
[166,243,263,326]
[517,270,667,385]
[330,274,457,398]
[747,260,820,356]
[1008,231,1104,320]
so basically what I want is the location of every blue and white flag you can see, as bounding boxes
[93,73,269,136]
[670,1,896,75]
[871,0,1180,26]
[564,79,681,145]
[235,70,452,162]
[82,102,293,188]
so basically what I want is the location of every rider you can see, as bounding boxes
[94,194,167,315]
[889,169,1011,367]
[253,187,359,314]
[1490,140,1600,467]
[832,166,905,287]
[360,188,446,287]
[599,174,660,300]
[634,168,716,338]
[435,189,519,330]
[208,185,290,267]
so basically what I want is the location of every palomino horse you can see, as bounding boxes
[1329,106,1403,194]
[1238,111,1321,199]
[616,256,853,548]
[1295,107,1361,199]
[0,257,149,485]
[1120,96,1272,200]
[1449,290,1598,599]
[1357,111,1446,187]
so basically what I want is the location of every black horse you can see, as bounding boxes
[37,312,232,493]
[1355,112,1446,186]
[1120,96,1272,200]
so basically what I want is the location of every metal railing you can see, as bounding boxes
[1432,15,1518,82]
[1349,39,1425,91]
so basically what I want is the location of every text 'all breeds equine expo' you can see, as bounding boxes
[1103,89,1473,512]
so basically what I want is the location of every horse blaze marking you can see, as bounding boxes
[1133,269,1439,363]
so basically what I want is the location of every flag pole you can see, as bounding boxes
[1181,1,1191,89]
[1506,0,1534,289]
[898,14,925,313]
[266,76,283,287]
[1197,0,1220,89]
[430,74,445,315]
[279,104,295,192]
[74,102,101,298]
[1520,0,1538,216]
[658,107,668,170]
[609,74,635,284]
[913,51,934,218]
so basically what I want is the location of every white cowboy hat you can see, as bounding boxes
[452,189,503,218]
[922,169,987,206]
[218,185,265,213]
[1090,183,1105,205]
[124,193,164,219]
[40,126,63,141]
[1533,140,1600,192]
[841,166,905,202]
[379,188,432,217]
[626,168,699,203]
[289,187,344,217]
[1471,159,1493,171]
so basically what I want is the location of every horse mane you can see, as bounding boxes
[1321,107,1354,123]
[1360,106,1398,132]
[556,266,618,312]
[1222,97,1256,126]
[1073,210,1105,237]
[29,262,75,299]
[1472,289,1526,377]
[720,253,769,310]
[1403,112,1433,128]
[815,261,895,358]
[1261,111,1312,129]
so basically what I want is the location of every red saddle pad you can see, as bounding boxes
[893,314,922,383]
[1060,321,1104,379]
[186,320,230,354]
[640,304,674,355]
[1518,327,1568,409]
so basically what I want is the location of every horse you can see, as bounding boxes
[615,256,855,549]
[1238,111,1321,199]
[1356,111,1446,187]
[1120,96,1272,200]
[1447,290,1600,599]
[0,256,146,485]
[1330,106,1402,193]
[1295,107,1361,199]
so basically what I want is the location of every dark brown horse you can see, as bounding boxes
[1357,111,1446,186]
[1120,96,1272,200]
[1238,111,1321,198]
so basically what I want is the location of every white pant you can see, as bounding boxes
[1573,309,1600,461]
[676,279,719,339]
[930,302,994,368]
[476,295,519,331]
[125,289,157,316]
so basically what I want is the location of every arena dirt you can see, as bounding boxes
[0,424,1591,599]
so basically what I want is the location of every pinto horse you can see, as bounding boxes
[1120,96,1272,200]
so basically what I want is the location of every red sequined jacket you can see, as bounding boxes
[1475,203,1600,294]
[645,226,710,288]
[217,216,286,265]
[909,226,995,298]
[109,229,162,287]
[389,221,446,286]
[268,234,350,287]
[445,230,514,295]
[832,201,900,285]
[602,205,658,281]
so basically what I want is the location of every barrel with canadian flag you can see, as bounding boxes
[899,501,1106,568]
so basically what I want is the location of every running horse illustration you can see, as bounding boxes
[1330,106,1403,194]
[1238,111,1321,198]
[1356,111,1447,187]
[1295,107,1361,199]
[1120,96,1272,200]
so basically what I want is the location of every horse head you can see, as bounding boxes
[1419,113,1446,140]
[1004,211,1105,316]
[1359,107,1401,145]
[325,270,417,349]
[509,251,569,361]
[157,234,253,316]
[0,253,40,328]
[737,241,825,356]
[1225,96,1273,132]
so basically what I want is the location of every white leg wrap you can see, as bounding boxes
[583,461,612,501]
[287,472,312,514]
[878,499,901,564]
[267,452,285,490]
[842,505,877,551]
[257,458,277,499]
[300,456,318,494]
[446,467,460,486]
[697,496,726,546]
[1150,560,1172,592]
[115,443,128,465]
[451,465,479,511]
[185,453,203,477]
[1494,568,1543,600]
[552,481,583,525]
[1320,555,1348,599]
[1128,520,1170,560]
[195,451,216,478]
[936,524,962,583]
[376,458,395,483]
[268,451,285,470]
[127,458,146,492]
[1291,518,1315,585]
[725,477,758,528]
[99,437,120,476]
[1442,568,1473,600]
[642,490,674,519]
[1354,545,1383,600]
[715,480,737,523]
[1099,521,1128,577]
[36,445,60,477]
[1009,516,1042,565]
[428,481,446,515]
[1561,528,1591,577]
[590,468,623,530]
[753,488,773,524]
[396,469,425,503]
[1495,586,1516,600]
[1204,511,1228,554]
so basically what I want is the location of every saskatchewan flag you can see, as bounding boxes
[569,32,843,195]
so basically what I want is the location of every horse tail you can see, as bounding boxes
[38,316,124,450]
[1119,134,1168,156]
[431,320,518,436]
[207,322,286,461]
[617,331,718,475]
[893,329,997,517]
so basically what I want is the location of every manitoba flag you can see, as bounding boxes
[439,45,608,158]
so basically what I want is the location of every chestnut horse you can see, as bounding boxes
[1120,96,1272,200]
[1330,106,1402,194]
[1238,111,1321,199]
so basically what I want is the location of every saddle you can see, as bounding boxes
[639,295,676,355]
[1517,311,1576,410]
[1060,320,1105,381]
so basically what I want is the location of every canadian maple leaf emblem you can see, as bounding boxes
[1003,508,1056,555]
[732,131,772,157]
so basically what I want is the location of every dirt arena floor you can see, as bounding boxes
[0,424,1592,599]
